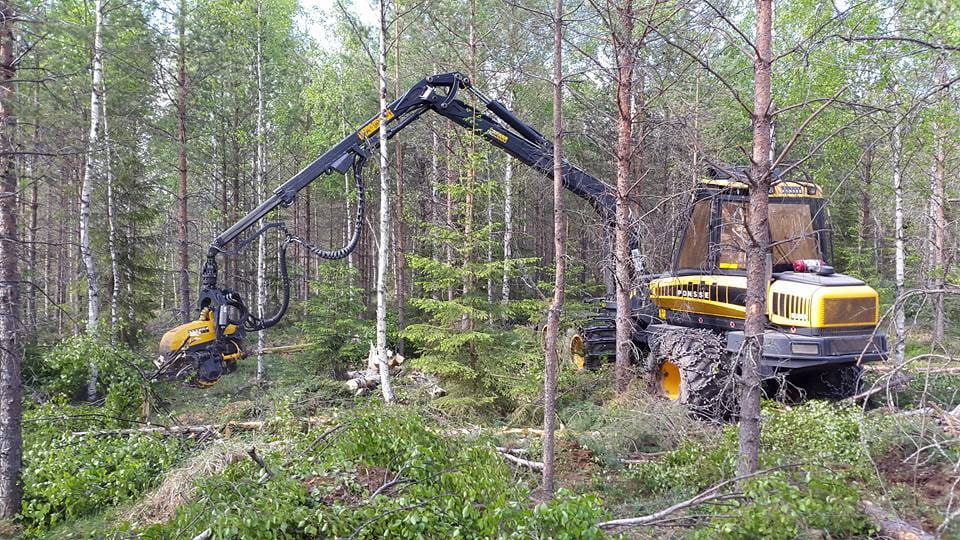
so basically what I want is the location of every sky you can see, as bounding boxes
[298,0,379,47]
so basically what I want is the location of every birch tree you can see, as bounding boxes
[542,0,564,500]
[80,0,105,335]
[375,0,395,404]
[0,0,20,517]
[255,0,268,383]
[81,0,106,400]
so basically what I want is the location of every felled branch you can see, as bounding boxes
[497,449,544,470]
[71,416,332,437]
[860,500,934,540]
[247,447,273,482]
[597,465,797,529]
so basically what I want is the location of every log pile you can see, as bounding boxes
[345,345,406,395]
[343,344,447,398]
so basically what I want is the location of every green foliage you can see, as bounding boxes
[299,265,377,376]
[30,334,151,414]
[628,401,876,538]
[694,470,872,540]
[19,404,184,535]
[135,407,608,539]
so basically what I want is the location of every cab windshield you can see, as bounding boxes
[675,198,827,273]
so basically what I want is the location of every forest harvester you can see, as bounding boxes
[156,72,886,415]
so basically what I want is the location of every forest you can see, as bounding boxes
[0,0,958,537]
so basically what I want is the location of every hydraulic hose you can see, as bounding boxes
[243,155,367,332]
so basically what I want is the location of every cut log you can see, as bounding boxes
[71,416,332,437]
[860,500,934,540]
[258,343,314,355]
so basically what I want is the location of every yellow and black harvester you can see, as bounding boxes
[573,166,886,416]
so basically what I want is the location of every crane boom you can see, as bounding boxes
[159,72,620,387]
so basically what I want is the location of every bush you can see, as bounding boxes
[33,334,151,413]
[629,401,875,538]
[694,469,872,539]
[299,265,379,377]
[136,407,610,539]
[20,405,184,534]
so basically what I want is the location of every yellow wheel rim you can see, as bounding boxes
[660,361,681,400]
[571,335,587,369]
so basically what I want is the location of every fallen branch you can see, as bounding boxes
[498,449,544,470]
[597,465,797,529]
[258,343,315,355]
[843,374,913,403]
[247,447,273,482]
[71,416,332,437]
[860,500,934,540]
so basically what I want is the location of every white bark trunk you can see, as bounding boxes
[255,0,267,383]
[501,157,513,303]
[892,123,905,366]
[82,0,105,399]
[375,0,395,404]
[103,87,119,333]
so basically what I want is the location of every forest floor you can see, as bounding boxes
[13,329,960,539]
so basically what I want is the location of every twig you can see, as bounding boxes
[248,447,273,482]
[597,465,797,529]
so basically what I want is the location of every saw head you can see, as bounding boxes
[156,309,244,387]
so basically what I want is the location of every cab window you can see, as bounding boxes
[770,202,820,269]
[676,200,711,270]
[718,202,748,269]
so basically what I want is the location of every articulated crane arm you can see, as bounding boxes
[156,72,619,387]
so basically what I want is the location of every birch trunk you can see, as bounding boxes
[929,63,947,346]
[81,0,105,335]
[375,0,395,403]
[501,157,513,304]
[103,88,119,333]
[0,0,22,515]
[81,0,106,399]
[738,0,773,478]
[613,0,635,392]
[255,0,267,383]
[892,123,905,366]
[542,0,564,499]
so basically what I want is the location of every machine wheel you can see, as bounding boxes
[568,332,601,370]
[649,328,737,419]
[571,315,616,370]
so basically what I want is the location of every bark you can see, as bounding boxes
[542,0,564,500]
[501,155,513,303]
[80,0,106,400]
[375,0,395,404]
[0,0,21,516]
[738,0,773,478]
[176,0,190,324]
[613,0,636,392]
[103,88,119,333]
[255,0,267,384]
[80,0,105,336]
[929,61,947,346]
[892,123,905,366]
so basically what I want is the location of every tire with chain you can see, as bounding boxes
[575,314,616,369]
[649,328,737,419]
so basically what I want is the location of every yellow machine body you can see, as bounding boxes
[158,309,241,360]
